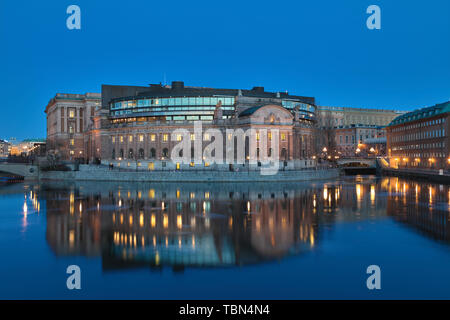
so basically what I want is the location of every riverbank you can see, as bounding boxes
[39,165,340,182]
[382,168,450,184]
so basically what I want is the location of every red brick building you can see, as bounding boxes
[386,101,450,171]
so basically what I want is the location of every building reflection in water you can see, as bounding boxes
[385,177,450,241]
[34,177,449,272]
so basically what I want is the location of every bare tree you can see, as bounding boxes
[314,110,336,159]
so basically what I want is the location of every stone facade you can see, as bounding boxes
[318,105,404,127]
[83,82,319,171]
[45,93,101,160]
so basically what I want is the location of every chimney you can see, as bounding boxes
[171,81,184,89]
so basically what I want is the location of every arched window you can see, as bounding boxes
[128,148,134,159]
[119,149,124,158]
[112,149,115,160]
[138,148,144,159]
[268,148,273,158]
[150,148,156,159]
[162,148,169,158]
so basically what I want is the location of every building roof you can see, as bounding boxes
[387,101,450,127]
[238,106,264,117]
[107,81,316,105]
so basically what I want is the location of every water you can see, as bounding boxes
[0,175,449,299]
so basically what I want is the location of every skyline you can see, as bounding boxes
[1,0,449,140]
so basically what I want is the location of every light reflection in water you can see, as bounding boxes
[10,177,447,272]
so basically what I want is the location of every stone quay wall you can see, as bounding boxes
[40,165,340,183]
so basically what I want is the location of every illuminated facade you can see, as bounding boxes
[86,81,319,170]
[45,93,101,161]
[334,125,386,157]
[386,101,450,171]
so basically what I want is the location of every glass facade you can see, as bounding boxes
[282,100,315,119]
[111,96,235,118]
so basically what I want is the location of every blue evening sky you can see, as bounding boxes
[0,0,449,140]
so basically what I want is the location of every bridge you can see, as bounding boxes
[336,158,377,168]
[0,163,39,180]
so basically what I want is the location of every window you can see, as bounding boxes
[70,139,74,146]
[204,133,210,141]
[150,148,156,158]
[139,135,144,142]
[69,110,75,118]
[190,133,195,141]
[129,135,133,142]
[176,134,182,141]
[162,148,169,158]
[281,133,286,141]
[163,134,169,142]
[150,134,156,142]
[112,136,115,143]
[120,136,124,143]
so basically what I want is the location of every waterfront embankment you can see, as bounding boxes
[382,168,450,184]
[37,165,340,182]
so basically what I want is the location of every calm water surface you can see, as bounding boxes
[0,175,449,299]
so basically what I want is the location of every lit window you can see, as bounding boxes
[204,133,210,141]
[256,132,260,141]
[120,136,124,143]
[69,110,75,118]
[176,134,182,141]
[190,133,195,141]
[139,135,144,142]
[129,135,133,142]
[112,136,115,143]
[70,139,74,146]
[150,134,156,142]
[268,132,272,140]
[163,134,169,142]
[148,162,154,171]
[281,133,286,141]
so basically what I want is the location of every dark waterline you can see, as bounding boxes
[0,175,449,299]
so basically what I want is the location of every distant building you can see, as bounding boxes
[334,125,386,157]
[317,106,404,127]
[317,106,404,158]
[0,139,10,158]
[385,101,450,171]
[9,139,46,157]
[45,93,101,160]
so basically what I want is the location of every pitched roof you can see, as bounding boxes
[387,101,450,126]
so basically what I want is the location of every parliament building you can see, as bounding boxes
[46,81,319,170]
